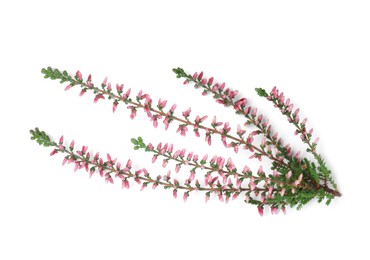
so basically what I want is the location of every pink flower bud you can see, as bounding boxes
[208,77,214,85]
[64,84,72,91]
[173,189,177,199]
[76,70,82,80]
[112,102,118,113]
[79,89,86,96]
[183,192,189,202]
[205,194,210,203]
[152,155,157,163]
[258,207,264,217]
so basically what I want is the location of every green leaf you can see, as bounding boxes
[131,138,138,145]
[30,127,54,147]
[255,88,268,97]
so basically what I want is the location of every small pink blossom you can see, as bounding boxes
[205,194,210,203]
[258,207,264,217]
[76,70,82,81]
[79,89,86,96]
[116,84,124,93]
[122,179,130,189]
[170,104,177,113]
[208,77,214,85]
[112,102,118,113]
[173,189,177,199]
[64,84,72,91]
[182,107,191,118]
[183,192,189,202]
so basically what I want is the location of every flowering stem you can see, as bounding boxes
[35,66,342,214]
[173,68,293,164]
[42,67,288,167]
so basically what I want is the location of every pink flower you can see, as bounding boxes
[182,107,191,118]
[257,166,264,175]
[140,183,147,191]
[102,77,108,86]
[93,94,105,103]
[162,159,168,168]
[237,124,246,136]
[116,84,124,94]
[170,104,177,113]
[241,165,250,174]
[76,70,82,81]
[157,98,167,109]
[62,157,68,165]
[173,189,177,199]
[282,207,287,215]
[286,171,292,179]
[122,179,130,189]
[258,206,264,217]
[205,130,212,145]
[64,84,72,91]
[105,174,113,184]
[205,194,210,203]
[271,207,277,215]
[175,164,181,173]
[127,106,137,119]
[313,138,319,145]
[189,171,195,182]
[249,178,256,191]
[50,149,57,156]
[176,125,188,136]
[123,88,131,100]
[211,116,222,127]
[208,77,214,85]
[183,192,189,202]
[112,102,118,113]
[79,89,86,96]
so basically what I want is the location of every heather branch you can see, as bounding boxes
[30,128,280,205]
[35,67,341,215]
[41,67,288,167]
[172,68,293,164]
[258,86,340,195]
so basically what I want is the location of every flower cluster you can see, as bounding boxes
[30,67,341,215]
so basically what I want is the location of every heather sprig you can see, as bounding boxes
[31,67,341,215]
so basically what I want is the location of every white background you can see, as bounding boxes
[1,1,369,259]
